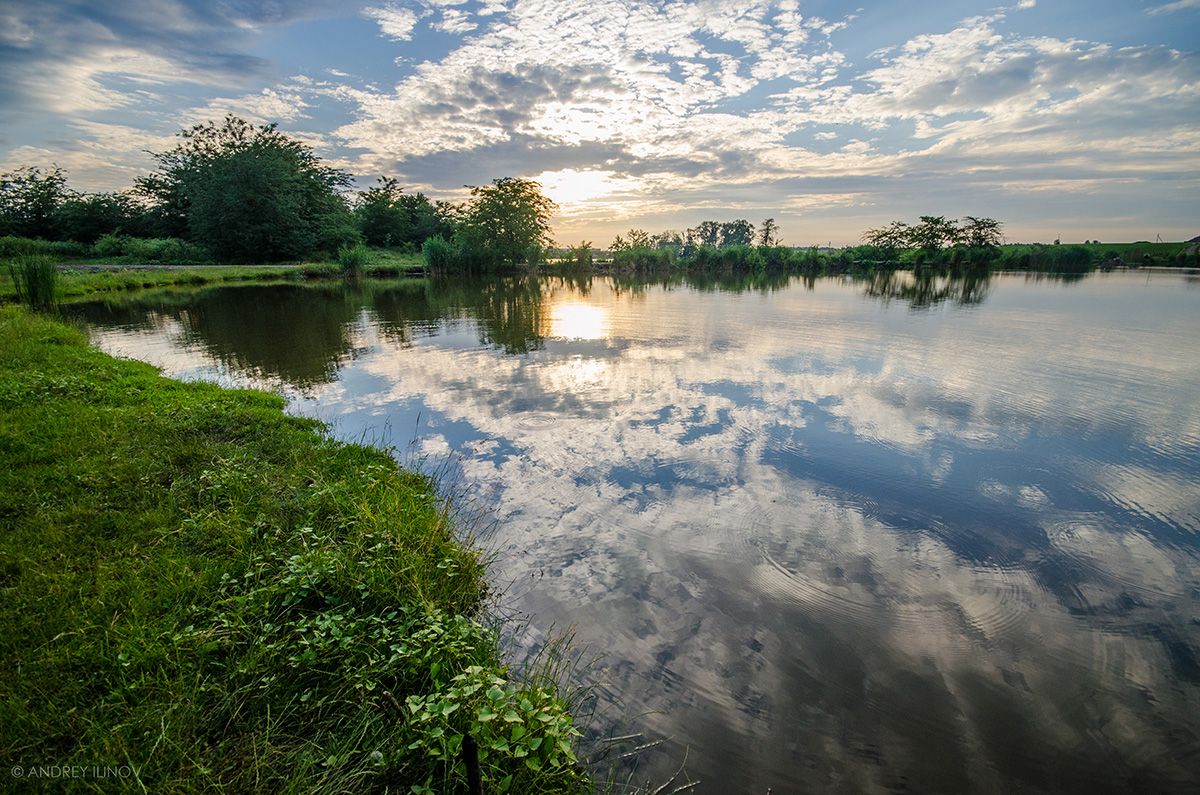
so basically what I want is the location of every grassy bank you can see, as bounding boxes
[0,307,586,792]
[0,258,427,303]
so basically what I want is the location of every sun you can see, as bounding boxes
[534,169,623,206]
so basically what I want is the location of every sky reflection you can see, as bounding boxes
[77,271,1200,792]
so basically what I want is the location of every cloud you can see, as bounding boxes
[363,3,422,40]
[1147,0,1200,14]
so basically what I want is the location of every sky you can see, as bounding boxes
[0,0,1197,245]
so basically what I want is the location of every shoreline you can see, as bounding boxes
[0,306,587,791]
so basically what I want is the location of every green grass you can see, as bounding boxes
[0,306,587,793]
[6,255,59,311]
[0,250,427,304]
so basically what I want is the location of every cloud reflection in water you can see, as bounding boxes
[79,271,1200,792]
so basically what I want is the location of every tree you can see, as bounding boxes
[458,177,556,265]
[692,220,722,248]
[136,115,357,261]
[354,177,451,249]
[53,192,145,243]
[0,166,71,238]
[862,221,911,257]
[719,219,755,247]
[355,177,406,247]
[758,218,780,247]
[908,215,962,252]
[960,216,1003,248]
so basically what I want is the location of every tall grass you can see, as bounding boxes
[337,241,371,276]
[6,255,59,311]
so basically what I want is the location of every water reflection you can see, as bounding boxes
[74,272,1200,793]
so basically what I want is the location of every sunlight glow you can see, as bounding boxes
[535,169,623,206]
[548,301,609,340]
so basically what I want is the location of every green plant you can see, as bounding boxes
[337,242,371,276]
[6,255,58,311]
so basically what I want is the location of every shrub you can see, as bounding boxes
[0,236,89,259]
[92,234,210,264]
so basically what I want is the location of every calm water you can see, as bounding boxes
[75,271,1200,793]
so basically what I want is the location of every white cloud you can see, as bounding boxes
[433,8,477,34]
[1147,0,1200,14]
[363,3,422,41]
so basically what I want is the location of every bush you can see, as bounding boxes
[92,234,210,264]
[612,246,675,271]
[0,236,89,259]
[6,255,58,311]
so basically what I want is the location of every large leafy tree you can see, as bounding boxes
[0,166,71,238]
[136,115,357,261]
[458,177,556,265]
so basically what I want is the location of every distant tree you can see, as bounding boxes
[692,220,722,248]
[0,165,71,238]
[136,115,357,261]
[961,216,1003,248]
[758,218,780,247]
[719,219,755,247]
[53,192,145,243]
[567,241,593,267]
[908,215,962,252]
[610,234,628,252]
[651,230,684,252]
[624,228,652,249]
[862,221,910,256]
[458,177,556,265]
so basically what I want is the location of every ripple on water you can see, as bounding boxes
[514,411,559,430]
[1043,516,1193,600]
[726,502,1036,643]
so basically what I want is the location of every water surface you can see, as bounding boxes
[75,271,1200,793]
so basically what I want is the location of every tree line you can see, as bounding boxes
[0,115,556,266]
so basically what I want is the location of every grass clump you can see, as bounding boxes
[337,242,371,276]
[5,255,59,311]
[0,306,587,792]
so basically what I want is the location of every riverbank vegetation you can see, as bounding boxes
[0,306,588,792]
[4,113,1195,285]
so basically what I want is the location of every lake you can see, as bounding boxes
[74,270,1200,793]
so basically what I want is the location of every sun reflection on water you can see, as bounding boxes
[548,301,609,340]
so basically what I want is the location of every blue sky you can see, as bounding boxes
[1,0,1197,244]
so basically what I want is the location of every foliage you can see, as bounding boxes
[0,235,90,260]
[337,241,371,276]
[136,115,358,262]
[758,218,780,247]
[566,241,593,268]
[862,215,1002,254]
[908,215,963,252]
[92,233,211,264]
[52,192,146,243]
[5,255,58,311]
[354,177,453,250]
[457,177,557,267]
[0,166,71,239]
[0,306,588,792]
